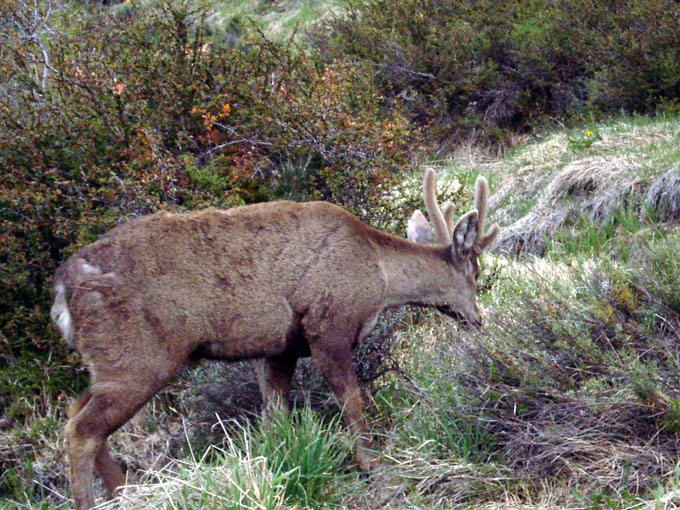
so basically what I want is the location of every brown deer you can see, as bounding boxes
[51,169,499,509]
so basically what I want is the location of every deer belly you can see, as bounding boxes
[193,296,295,360]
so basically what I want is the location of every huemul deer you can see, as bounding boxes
[51,169,499,509]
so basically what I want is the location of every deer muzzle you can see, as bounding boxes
[435,305,483,330]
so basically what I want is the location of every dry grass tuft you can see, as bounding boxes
[438,116,680,255]
[95,446,291,510]
[340,444,511,509]
[646,170,680,222]
[497,397,677,490]
[495,156,643,254]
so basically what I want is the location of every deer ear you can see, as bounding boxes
[407,210,433,244]
[451,210,479,258]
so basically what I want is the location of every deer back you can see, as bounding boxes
[53,201,389,359]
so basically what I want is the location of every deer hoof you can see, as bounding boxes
[356,449,379,473]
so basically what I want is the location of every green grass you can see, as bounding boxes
[547,205,661,258]
[7,114,680,509]
[72,405,354,509]
[247,405,353,506]
[374,378,494,464]
[110,0,346,42]
[430,114,680,257]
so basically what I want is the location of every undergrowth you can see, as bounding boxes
[350,231,680,508]
[6,115,680,509]
[3,1,680,503]
[473,232,680,500]
[94,405,353,509]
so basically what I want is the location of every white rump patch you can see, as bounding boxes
[51,283,74,347]
[76,258,102,275]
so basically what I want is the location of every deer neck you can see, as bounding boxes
[376,235,453,308]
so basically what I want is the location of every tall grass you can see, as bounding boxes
[248,405,353,506]
[95,405,352,509]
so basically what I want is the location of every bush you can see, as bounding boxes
[0,0,416,422]
[311,0,680,142]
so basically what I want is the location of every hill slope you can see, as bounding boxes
[5,115,680,510]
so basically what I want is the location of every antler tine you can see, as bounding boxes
[474,176,488,231]
[473,176,500,253]
[423,169,451,244]
[442,202,456,236]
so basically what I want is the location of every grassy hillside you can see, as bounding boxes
[3,1,680,508]
[487,116,680,256]
[4,114,680,510]
[209,0,344,41]
[110,0,343,41]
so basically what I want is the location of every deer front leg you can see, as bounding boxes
[310,341,377,472]
[255,353,298,420]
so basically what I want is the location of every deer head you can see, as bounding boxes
[407,169,500,327]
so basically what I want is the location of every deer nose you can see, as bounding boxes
[458,303,483,330]
[435,305,482,330]
[471,304,483,328]
[460,314,482,330]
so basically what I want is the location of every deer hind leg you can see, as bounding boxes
[255,353,298,420]
[67,390,125,500]
[310,341,377,472]
[95,444,126,498]
[66,385,133,510]
[66,366,176,509]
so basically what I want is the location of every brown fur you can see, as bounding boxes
[53,172,499,509]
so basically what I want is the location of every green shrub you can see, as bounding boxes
[0,0,416,425]
[311,0,680,141]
